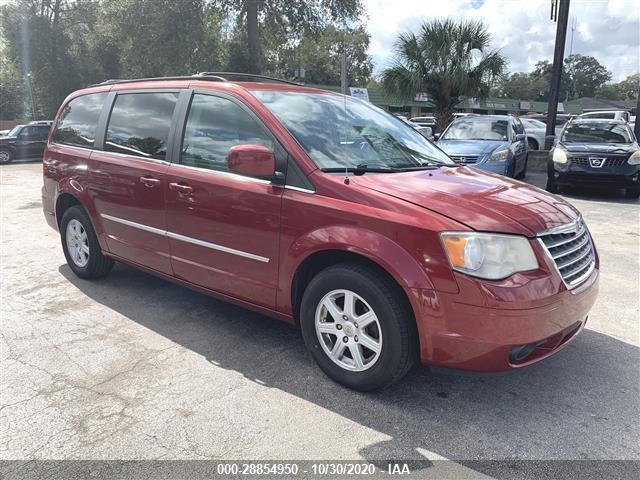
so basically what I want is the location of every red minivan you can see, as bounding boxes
[42,73,599,391]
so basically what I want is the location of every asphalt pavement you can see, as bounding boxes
[1,162,638,479]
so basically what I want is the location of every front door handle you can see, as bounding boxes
[169,182,193,195]
[140,176,160,188]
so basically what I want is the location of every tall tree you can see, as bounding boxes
[564,54,611,99]
[382,18,506,132]
[213,0,363,75]
[278,25,372,85]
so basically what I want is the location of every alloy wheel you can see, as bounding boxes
[315,289,383,372]
[66,219,90,267]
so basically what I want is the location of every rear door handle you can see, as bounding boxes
[169,182,193,195]
[140,176,160,188]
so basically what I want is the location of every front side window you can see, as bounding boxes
[442,118,509,142]
[181,94,274,172]
[106,92,178,160]
[53,93,107,148]
[561,123,633,144]
[251,91,453,170]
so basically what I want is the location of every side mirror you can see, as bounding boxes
[227,144,280,181]
[515,133,526,142]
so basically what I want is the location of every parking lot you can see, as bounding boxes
[1,161,639,477]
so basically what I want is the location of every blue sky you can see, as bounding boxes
[364,0,640,82]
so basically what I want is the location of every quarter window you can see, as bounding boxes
[181,94,274,172]
[52,93,107,148]
[105,92,178,160]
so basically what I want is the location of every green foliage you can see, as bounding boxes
[276,25,372,85]
[382,18,506,132]
[597,73,640,100]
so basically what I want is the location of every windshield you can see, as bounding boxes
[7,126,23,136]
[562,123,633,143]
[522,118,546,129]
[442,119,509,141]
[251,91,454,170]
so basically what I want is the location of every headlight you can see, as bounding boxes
[552,148,568,164]
[440,232,539,280]
[629,151,640,165]
[488,149,509,163]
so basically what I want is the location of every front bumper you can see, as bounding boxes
[549,160,640,187]
[406,261,599,372]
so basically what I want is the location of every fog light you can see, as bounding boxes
[554,172,560,178]
[632,175,638,182]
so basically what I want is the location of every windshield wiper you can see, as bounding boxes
[321,164,402,175]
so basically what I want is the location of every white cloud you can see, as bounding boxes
[364,0,640,82]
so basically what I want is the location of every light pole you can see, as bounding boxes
[26,72,36,120]
[545,0,570,150]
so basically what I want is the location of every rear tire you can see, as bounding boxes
[0,148,13,164]
[61,205,114,279]
[300,263,418,391]
[527,138,538,151]
[625,186,640,199]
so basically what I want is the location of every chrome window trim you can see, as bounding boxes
[169,162,272,185]
[94,149,171,165]
[100,213,269,263]
[283,185,315,194]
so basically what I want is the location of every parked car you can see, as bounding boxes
[436,115,528,178]
[520,117,547,151]
[409,116,435,128]
[578,110,631,122]
[43,74,599,391]
[0,123,51,164]
[547,118,640,198]
[523,113,568,136]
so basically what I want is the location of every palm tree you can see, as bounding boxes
[382,19,507,133]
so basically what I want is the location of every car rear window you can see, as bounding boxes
[52,93,108,148]
[105,92,178,160]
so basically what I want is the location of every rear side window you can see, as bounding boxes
[53,93,107,148]
[181,94,274,172]
[105,92,178,160]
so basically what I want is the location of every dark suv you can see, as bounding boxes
[547,119,640,198]
[0,122,52,164]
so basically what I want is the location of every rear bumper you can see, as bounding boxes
[407,268,599,371]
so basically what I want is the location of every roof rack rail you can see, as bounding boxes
[92,72,301,87]
[192,72,303,86]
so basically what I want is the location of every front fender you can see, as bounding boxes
[276,223,461,319]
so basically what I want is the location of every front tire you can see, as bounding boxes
[546,178,560,194]
[61,206,114,279]
[300,263,418,391]
[0,148,13,164]
[625,186,640,199]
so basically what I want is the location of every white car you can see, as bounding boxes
[578,110,631,122]
[520,117,547,151]
[410,116,435,128]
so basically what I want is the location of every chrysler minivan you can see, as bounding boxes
[42,73,599,391]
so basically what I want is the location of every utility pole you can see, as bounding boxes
[545,0,570,149]
[26,72,36,121]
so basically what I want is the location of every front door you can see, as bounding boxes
[165,92,283,308]
[90,91,180,275]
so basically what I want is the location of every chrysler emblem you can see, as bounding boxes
[589,157,606,168]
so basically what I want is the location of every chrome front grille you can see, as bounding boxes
[571,156,628,168]
[450,155,479,164]
[538,218,595,288]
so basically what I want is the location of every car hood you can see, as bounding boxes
[351,166,579,236]
[561,142,636,154]
[437,139,507,156]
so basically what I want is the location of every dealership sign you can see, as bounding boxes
[349,87,369,102]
